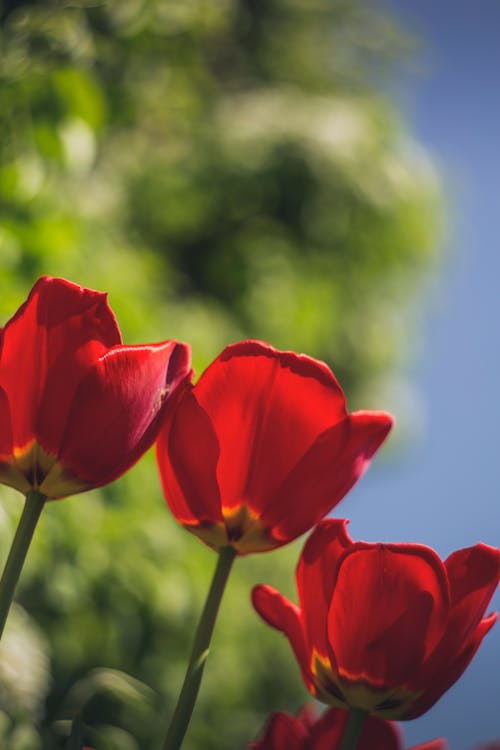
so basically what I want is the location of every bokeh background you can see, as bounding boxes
[347,1,500,747]
[0,0,497,748]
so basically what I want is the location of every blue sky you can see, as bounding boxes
[345,1,500,747]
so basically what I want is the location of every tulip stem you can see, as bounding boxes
[0,489,46,640]
[338,707,368,750]
[161,545,237,750]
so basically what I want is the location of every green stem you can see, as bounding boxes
[338,707,368,750]
[0,489,46,640]
[161,545,237,750]
[66,712,85,750]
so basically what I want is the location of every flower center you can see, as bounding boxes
[0,440,87,499]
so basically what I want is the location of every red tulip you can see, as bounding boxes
[253,519,500,719]
[156,340,392,554]
[0,276,191,499]
[251,706,447,750]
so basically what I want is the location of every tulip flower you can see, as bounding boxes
[253,519,500,730]
[0,276,191,499]
[157,341,392,750]
[251,706,447,750]
[157,340,393,554]
[0,276,191,639]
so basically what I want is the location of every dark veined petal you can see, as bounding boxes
[190,341,349,516]
[47,340,191,494]
[327,544,450,690]
[252,584,313,692]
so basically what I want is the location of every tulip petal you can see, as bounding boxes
[0,277,121,453]
[48,341,190,493]
[257,419,350,540]
[310,708,403,750]
[192,341,348,516]
[296,520,353,660]
[327,544,450,689]
[356,716,402,750]
[251,712,308,750]
[407,612,497,719]
[312,709,448,750]
[413,545,500,704]
[0,384,13,458]
[445,544,500,642]
[158,389,223,527]
[308,707,347,750]
[252,584,313,691]
[341,410,395,481]
[261,411,393,542]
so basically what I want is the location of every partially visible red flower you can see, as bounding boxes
[253,519,500,719]
[0,276,191,499]
[156,340,392,554]
[251,706,447,750]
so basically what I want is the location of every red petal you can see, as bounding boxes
[296,704,320,730]
[50,341,190,492]
[0,277,121,453]
[252,584,313,691]
[192,341,348,516]
[407,612,497,719]
[0,385,13,458]
[309,708,402,750]
[256,419,349,540]
[327,544,450,690]
[157,389,223,527]
[259,411,393,543]
[357,717,402,750]
[0,382,29,492]
[251,712,308,750]
[412,545,500,708]
[340,410,395,481]
[308,708,347,750]
[444,544,500,643]
[296,520,353,660]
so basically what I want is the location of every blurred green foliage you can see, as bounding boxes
[0,0,441,748]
